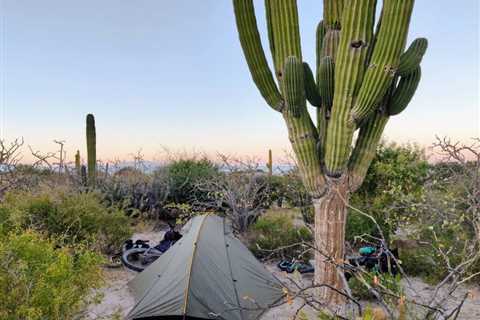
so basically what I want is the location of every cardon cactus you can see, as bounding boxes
[74,150,81,176]
[233,0,427,303]
[86,114,96,186]
[267,149,273,175]
[81,164,87,186]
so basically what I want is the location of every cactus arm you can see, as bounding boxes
[282,56,306,117]
[303,62,322,107]
[283,112,326,197]
[86,114,96,186]
[351,0,415,124]
[233,0,283,111]
[265,0,276,61]
[388,66,421,116]
[398,38,428,76]
[265,0,302,80]
[321,29,340,62]
[323,0,345,30]
[324,0,377,176]
[318,56,335,110]
[316,57,334,163]
[348,110,389,192]
[316,20,326,72]
[366,6,383,64]
[317,107,329,164]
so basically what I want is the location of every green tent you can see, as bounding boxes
[127,214,284,320]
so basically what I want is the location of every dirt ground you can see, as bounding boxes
[84,229,480,320]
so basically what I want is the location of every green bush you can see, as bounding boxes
[349,272,403,302]
[346,142,428,243]
[397,246,436,282]
[162,157,218,205]
[0,230,103,320]
[400,223,479,284]
[249,210,313,261]
[99,167,156,217]
[0,188,132,253]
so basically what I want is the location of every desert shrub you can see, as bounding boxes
[397,246,435,281]
[271,168,315,225]
[349,272,403,302]
[346,142,428,243]
[162,202,199,224]
[0,230,103,320]
[99,167,159,217]
[393,157,480,283]
[248,210,312,260]
[164,157,218,205]
[399,216,479,284]
[264,174,287,207]
[0,188,132,253]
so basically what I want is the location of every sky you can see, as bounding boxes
[1,0,479,163]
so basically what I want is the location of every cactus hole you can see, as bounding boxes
[350,40,365,49]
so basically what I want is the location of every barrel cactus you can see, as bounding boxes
[233,0,427,303]
[86,114,96,186]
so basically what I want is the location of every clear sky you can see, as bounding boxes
[1,0,479,163]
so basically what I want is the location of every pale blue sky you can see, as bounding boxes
[1,1,478,162]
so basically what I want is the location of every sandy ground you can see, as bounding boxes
[84,230,480,320]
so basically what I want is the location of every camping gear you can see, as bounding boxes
[127,214,284,320]
[277,260,314,274]
[345,244,400,280]
[121,225,182,272]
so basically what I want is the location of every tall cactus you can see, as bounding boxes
[74,150,81,176]
[86,114,96,186]
[233,0,427,303]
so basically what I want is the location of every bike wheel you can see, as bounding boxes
[121,248,149,272]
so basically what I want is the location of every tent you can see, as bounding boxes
[127,214,284,320]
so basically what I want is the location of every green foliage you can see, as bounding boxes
[397,246,435,282]
[0,188,131,253]
[346,142,428,242]
[249,210,312,261]
[164,157,218,204]
[394,159,479,283]
[100,167,157,217]
[0,231,103,320]
[349,272,403,302]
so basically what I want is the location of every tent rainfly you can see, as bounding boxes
[127,214,284,320]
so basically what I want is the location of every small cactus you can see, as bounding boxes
[267,149,273,175]
[80,165,87,186]
[74,150,81,176]
[86,114,96,187]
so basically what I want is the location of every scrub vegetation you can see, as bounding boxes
[1,133,478,319]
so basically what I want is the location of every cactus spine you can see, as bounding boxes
[233,0,427,303]
[86,114,96,186]
[74,150,81,176]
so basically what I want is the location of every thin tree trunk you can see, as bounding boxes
[313,178,349,305]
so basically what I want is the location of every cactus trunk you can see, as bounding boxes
[313,178,348,304]
[86,114,96,187]
[232,0,426,304]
